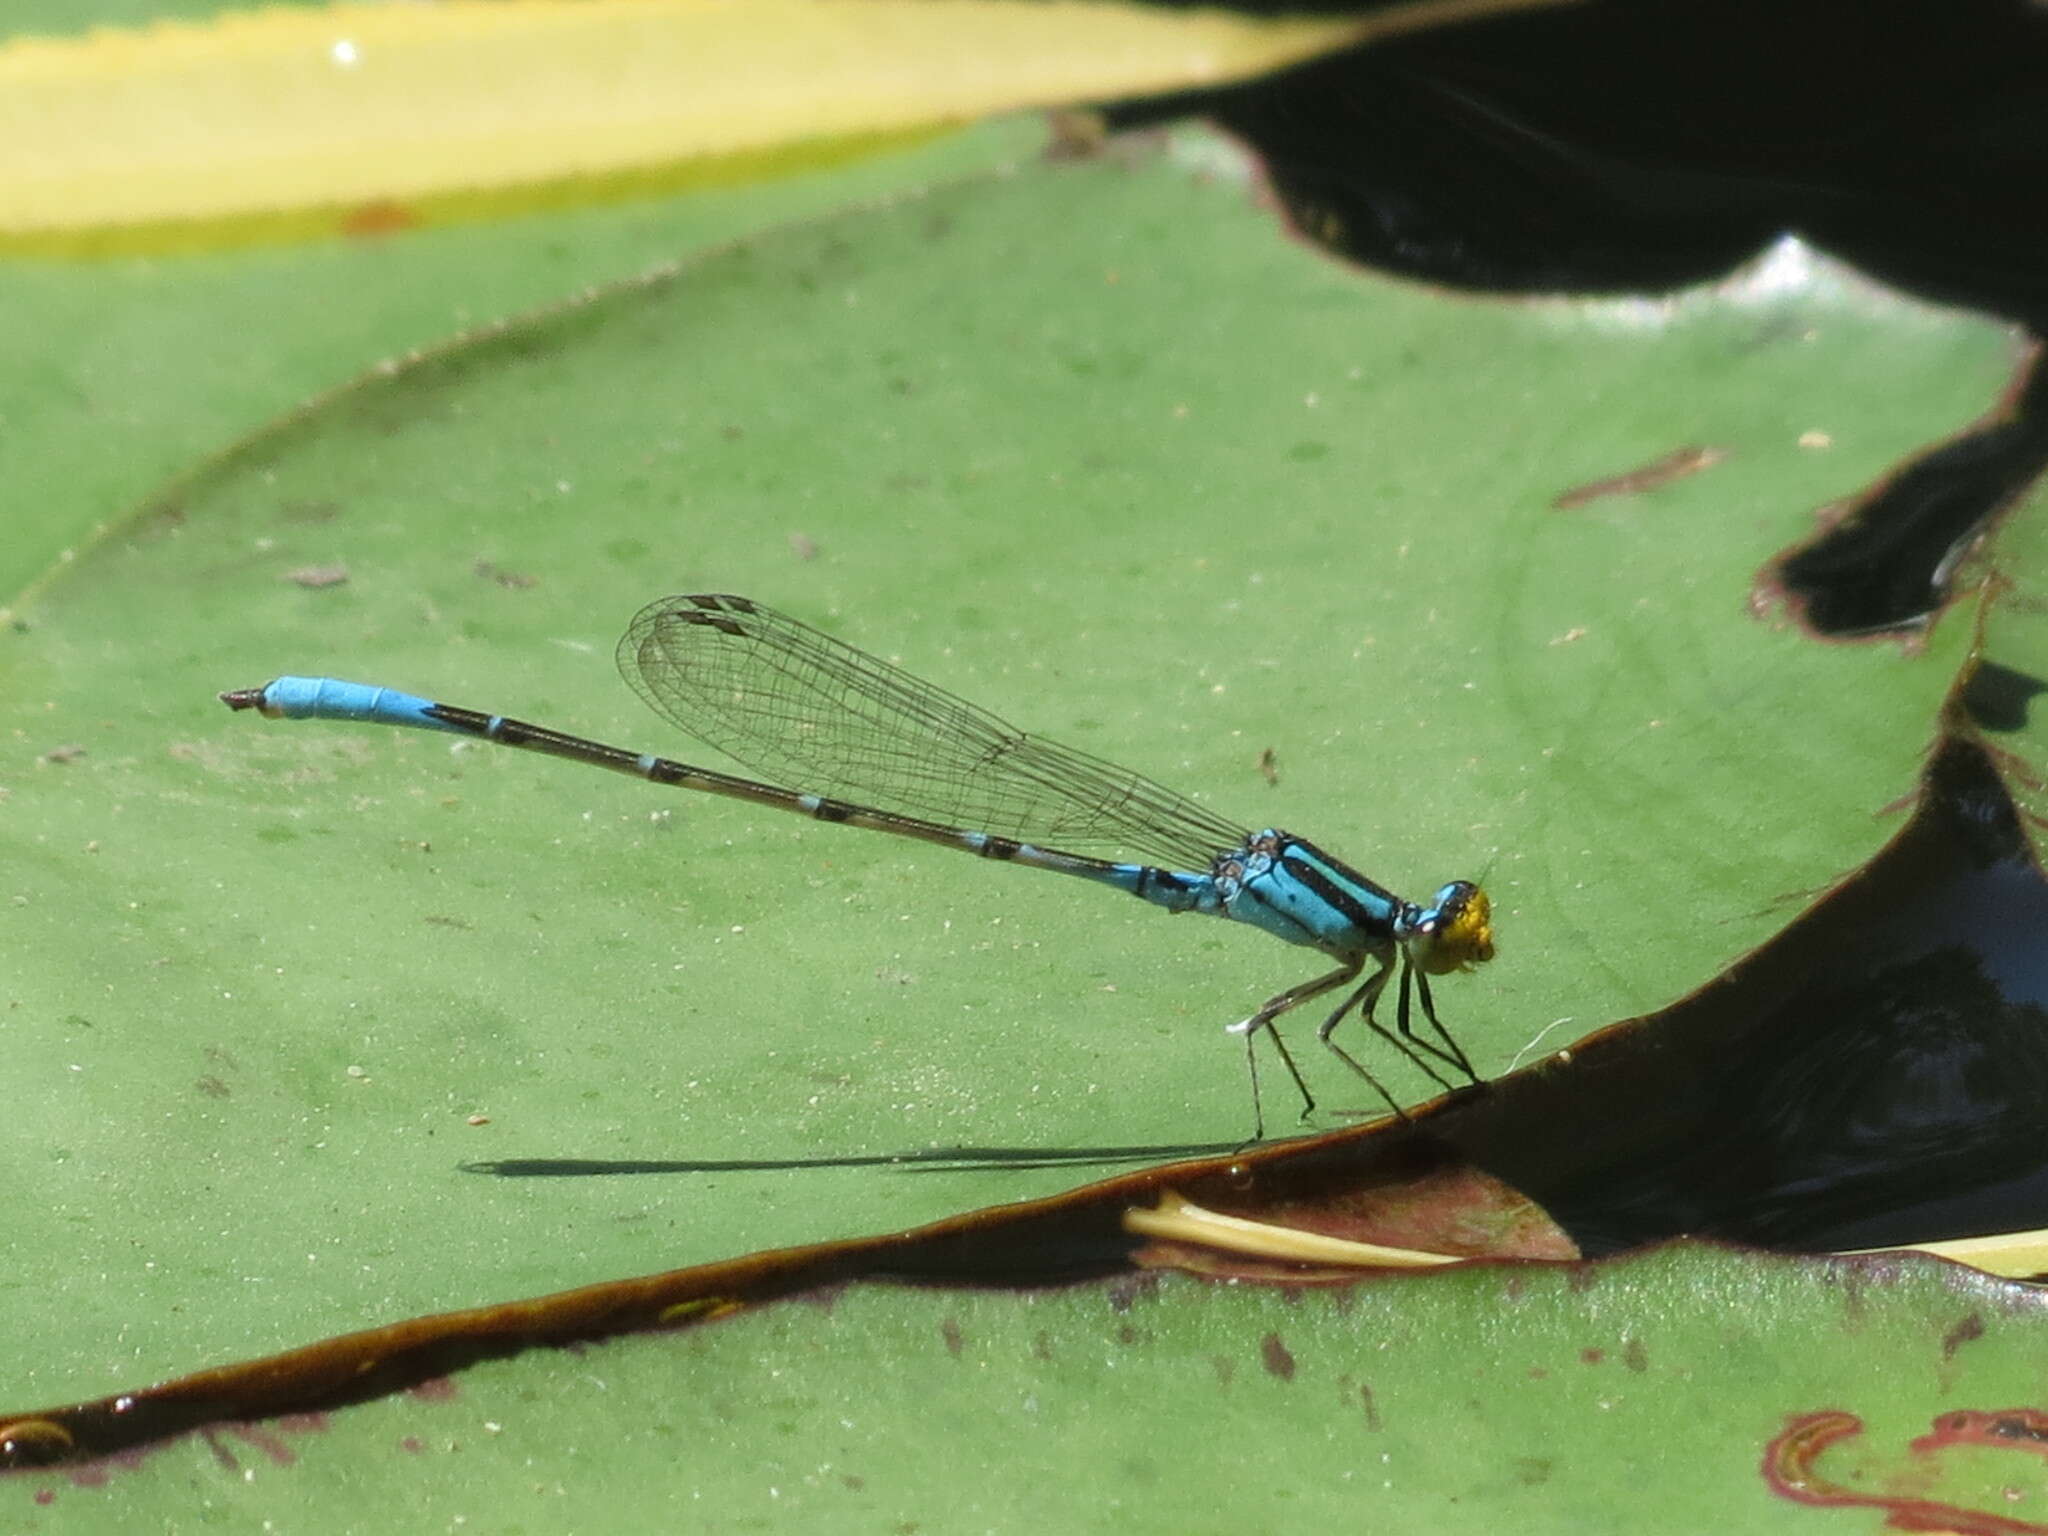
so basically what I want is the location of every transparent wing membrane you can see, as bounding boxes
[618,594,1247,870]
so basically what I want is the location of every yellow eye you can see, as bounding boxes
[1419,883,1494,974]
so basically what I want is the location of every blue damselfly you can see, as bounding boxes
[222,594,1494,1135]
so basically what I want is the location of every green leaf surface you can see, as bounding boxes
[18,1243,2048,1534]
[3,122,2028,1523]
[0,112,1045,605]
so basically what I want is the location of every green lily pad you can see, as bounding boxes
[3,118,2027,1524]
[17,1241,2048,1533]
[0,108,1047,604]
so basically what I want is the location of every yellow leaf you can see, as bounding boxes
[0,0,1443,255]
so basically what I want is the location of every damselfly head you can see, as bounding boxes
[1409,880,1494,974]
